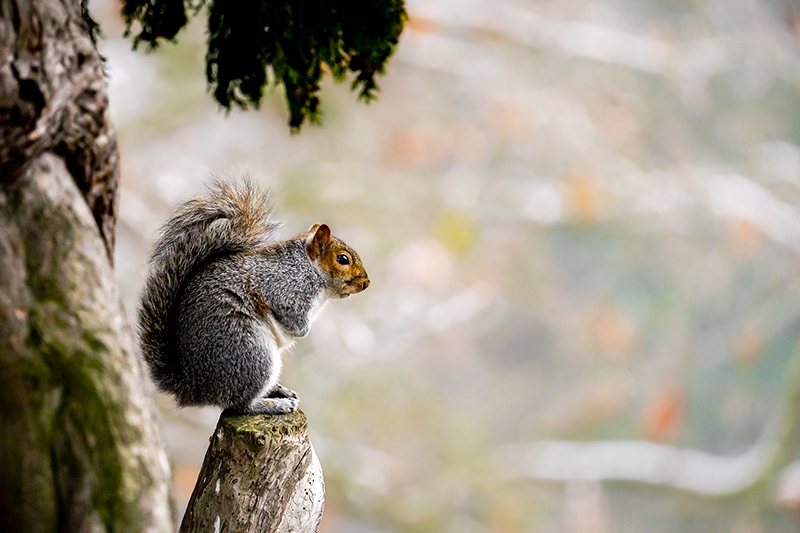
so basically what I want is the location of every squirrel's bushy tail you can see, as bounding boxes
[138,179,280,395]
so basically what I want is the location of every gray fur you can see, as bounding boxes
[172,243,327,412]
[138,180,326,415]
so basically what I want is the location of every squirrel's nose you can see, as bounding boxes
[362,279,370,291]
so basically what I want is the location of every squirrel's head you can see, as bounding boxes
[305,223,370,298]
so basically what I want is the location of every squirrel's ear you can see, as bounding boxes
[313,224,331,245]
[307,223,331,260]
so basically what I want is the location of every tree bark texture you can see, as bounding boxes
[181,410,325,533]
[0,155,175,532]
[0,0,174,531]
[0,0,117,258]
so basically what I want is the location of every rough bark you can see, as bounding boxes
[0,0,118,259]
[180,410,325,533]
[0,0,174,531]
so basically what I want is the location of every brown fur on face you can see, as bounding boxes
[305,224,370,298]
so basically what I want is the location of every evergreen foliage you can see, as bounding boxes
[121,0,406,130]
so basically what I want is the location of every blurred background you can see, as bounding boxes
[92,0,800,531]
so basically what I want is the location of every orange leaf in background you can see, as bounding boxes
[404,15,435,34]
[492,100,532,138]
[586,304,637,362]
[381,125,452,169]
[567,176,605,222]
[172,462,202,504]
[728,218,762,257]
[641,387,685,442]
[731,322,763,365]
[787,6,800,36]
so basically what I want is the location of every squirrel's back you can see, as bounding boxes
[138,180,280,395]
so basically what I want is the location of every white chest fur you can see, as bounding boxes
[253,317,291,400]
[252,291,331,404]
[307,291,330,330]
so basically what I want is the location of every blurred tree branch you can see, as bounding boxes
[121,0,407,131]
[496,333,800,506]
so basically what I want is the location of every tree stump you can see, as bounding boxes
[180,410,325,533]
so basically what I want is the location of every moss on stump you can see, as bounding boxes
[180,410,325,533]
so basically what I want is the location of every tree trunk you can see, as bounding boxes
[180,410,325,533]
[0,0,174,531]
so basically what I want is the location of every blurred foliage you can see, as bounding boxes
[100,0,800,530]
[121,0,406,130]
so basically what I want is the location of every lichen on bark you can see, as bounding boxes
[0,154,174,532]
[0,0,174,529]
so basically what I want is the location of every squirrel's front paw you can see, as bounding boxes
[249,396,299,415]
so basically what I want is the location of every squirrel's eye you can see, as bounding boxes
[336,254,350,266]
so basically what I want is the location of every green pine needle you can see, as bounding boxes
[121,0,407,131]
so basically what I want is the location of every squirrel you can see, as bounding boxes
[137,180,370,415]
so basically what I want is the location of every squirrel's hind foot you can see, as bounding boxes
[246,396,299,415]
[268,383,298,399]
[224,395,299,416]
